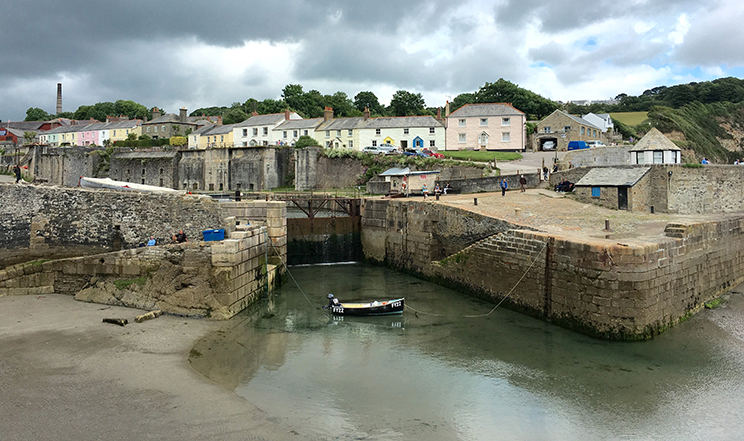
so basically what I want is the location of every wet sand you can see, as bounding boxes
[0,294,293,441]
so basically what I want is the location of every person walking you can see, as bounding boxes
[14,165,22,183]
[500,178,508,197]
[519,175,527,192]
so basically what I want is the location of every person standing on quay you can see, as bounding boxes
[500,178,508,197]
[519,175,527,192]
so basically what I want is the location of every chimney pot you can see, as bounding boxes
[285,109,290,120]
[363,107,370,121]
[324,107,334,122]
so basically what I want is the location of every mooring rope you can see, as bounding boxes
[264,228,315,308]
[403,239,549,319]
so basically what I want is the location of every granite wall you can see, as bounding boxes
[362,200,744,340]
[0,184,230,268]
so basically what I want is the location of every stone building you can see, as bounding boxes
[141,108,198,140]
[109,151,180,188]
[535,110,606,151]
[573,166,651,211]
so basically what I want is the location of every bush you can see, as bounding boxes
[295,135,321,148]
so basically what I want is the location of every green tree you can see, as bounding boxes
[257,98,287,114]
[25,107,51,121]
[390,90,426,116]
[113,100,149,119]
[450,93,475,112]
[170,136,187,147]
[324,91,358,117]
[354,91,384,115]
[475,79,558,119]
[295,135,321,148]
[223,107,249,124]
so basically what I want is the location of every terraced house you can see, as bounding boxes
[232,110,302,147]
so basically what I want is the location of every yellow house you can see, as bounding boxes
[108,120,142,143]
[198,124,235,149]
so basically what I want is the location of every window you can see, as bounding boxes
[294,130,298,138]
[337,130,341,137]
[581,127,585,135]
[593,130,597,137]
[563,126,571,132]
[209,183,214,191]
[458,133,466,143]
[283,131,287,139]
[653,151,663,163]
[430,140,436,147]
[543,127,551,133]
[112,130,116,136]
[141,179,145,184]
[160,168,164,174]
[304,130,308,136]
[372,140,377,146]
[159,178,164,187]
[253,128,258,136]
[502,132,511,142]
[162,125,166,132]
[636,152,645,164]
[429,127,435,134]
[220,135,224,142]
[348,130,353,136]
[349,140,353,148]
[263,127,268,135]
[326,141,331,147]
[154,126,158,133]
[375,129,381,135]
[592,187,601,198]
[325,131,330,138]
[458,119,466,127]
[126,130,129,135]
[142,168,146,175]
[480,118,488,126]
[193,183,198,190]
[404,128,409,134]
[243,129,248,136]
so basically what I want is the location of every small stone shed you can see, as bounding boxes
[574,166,652,211]
[630,128,682,165]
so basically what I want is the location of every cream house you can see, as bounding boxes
[232,110,301,147]
[445,103,526,151]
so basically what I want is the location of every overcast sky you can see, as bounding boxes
[2,0,743,121]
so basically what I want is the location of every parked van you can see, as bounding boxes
[585,140,607,148]
[567,141,589,150]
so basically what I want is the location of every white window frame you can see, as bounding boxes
[325,131,330,138]
[458,133,466,143]
[502,132,511,142]
[253,128,258,136]
[404,128,409,134]
[502,117,510,126]
[263,127,268,136]
[429,127,435,134]
[458,119,466,127]
[480,118,488,126]
[375,129,381,135]
[430,140,436,147]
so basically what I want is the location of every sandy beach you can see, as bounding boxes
[0,294,293,441]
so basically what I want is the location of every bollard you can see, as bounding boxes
[474,198,478,206]
[515,208,521,216]
[650,206,655,214]
[605,219,610,231]
[436,193,440,201]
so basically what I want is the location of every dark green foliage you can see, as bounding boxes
[390,90,426,116]
[190,106,227,117]
[24,107,52,121]
[354,91,384,115]
[475,79,558,119]
[222,107,249,124]
[72,100,150,121]
[295,135,321,148]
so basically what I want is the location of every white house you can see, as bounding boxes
[445,103,525,151]
[358,115,445,151]
[273,118,323,146]
[232,110,301,147]
[582,113,614,133]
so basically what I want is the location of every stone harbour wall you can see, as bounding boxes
[0,184,230,268]
[363,200,744,339]
[0,225,283,319]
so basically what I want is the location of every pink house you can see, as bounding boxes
[445,103,525,151]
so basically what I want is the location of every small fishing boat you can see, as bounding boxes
[325,294,404,316]
[79,177,184,195]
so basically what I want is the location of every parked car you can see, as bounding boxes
[542,141,555,151]
[567,141,589,151]
[585,140,607,148]
[422,148,444,158]
[403,149,428,157]
[363,145,400,155]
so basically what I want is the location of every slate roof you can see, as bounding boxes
[204,123,236,135]
[273,118,323,131]
[235,113,300,127]
[360,116,443,129]
[316,117,364,131]
[2,121,46,130]
[575,167,651,187]
[560,110,602,131]
[379,167,439,177]
[448,103,524,118]
[145,113,185,125]
[630,128,681,151]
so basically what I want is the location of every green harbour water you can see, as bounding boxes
[190,263,744,441]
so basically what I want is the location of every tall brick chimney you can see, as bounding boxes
[152,108,161,120]
[285,109,290,120]
[363,107,370,121]
[56,83,62,115]
[180,107,187,123]
[324,107,334,122]
[445,101,450,117]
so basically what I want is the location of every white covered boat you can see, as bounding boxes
[79,177,184,195]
